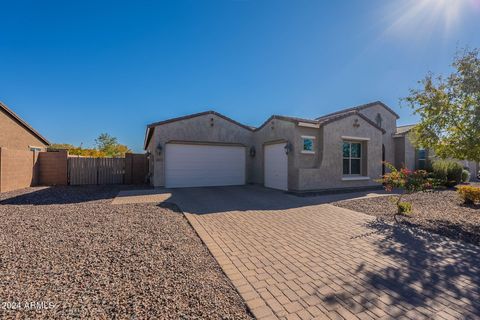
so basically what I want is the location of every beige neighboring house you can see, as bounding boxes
[0,101,50,151]
[393,124,479,180]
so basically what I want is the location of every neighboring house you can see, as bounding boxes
[145,101,396,192]
[393,124,479,179]
[0,101,50,193]
[0,102,50,151]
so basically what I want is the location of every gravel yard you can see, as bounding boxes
[333,188,480,245]
[0,186,252,319]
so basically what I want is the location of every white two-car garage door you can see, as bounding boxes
[165,143,246,188]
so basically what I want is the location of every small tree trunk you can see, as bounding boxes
[394,193,403,224]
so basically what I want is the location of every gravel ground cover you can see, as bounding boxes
[333,187,480,245]
[0,186,252,319]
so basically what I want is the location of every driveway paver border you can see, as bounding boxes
[185,213,277,319]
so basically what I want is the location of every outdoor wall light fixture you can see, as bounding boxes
[156,143,163,156]
[210,117,214,127]
[284,142,293,155]
[249,146,256,157]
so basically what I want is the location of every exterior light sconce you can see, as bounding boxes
[210,117,214,127]
[145,151,151,159]
[284,142,293,155]
[271,121,275,130]
[249,146,256,157]
[156,143,163,156]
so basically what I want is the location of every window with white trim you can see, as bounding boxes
[301,136,315,154]
[343,141,362,175]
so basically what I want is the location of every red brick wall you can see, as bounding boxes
[38,151,68,186]
[0,147,38,193]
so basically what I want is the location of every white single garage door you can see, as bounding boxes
[165,144,246,188]
[264,143,288,191]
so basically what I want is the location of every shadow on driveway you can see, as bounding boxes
[324,219,480,318]
[161,185,390,215]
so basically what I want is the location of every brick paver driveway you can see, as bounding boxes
[169,186,480,320]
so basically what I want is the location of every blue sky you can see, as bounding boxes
[1,0,479,152]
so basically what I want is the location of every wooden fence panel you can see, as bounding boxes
[69,157,97,185]
[98,158,124,184]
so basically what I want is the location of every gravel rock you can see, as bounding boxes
[333,189,480,245]
[0,186,252,319]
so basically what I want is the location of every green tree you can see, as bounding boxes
[95,133,131,157]
[403,48,480,162]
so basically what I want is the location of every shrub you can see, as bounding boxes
[457,186,480,204]
[461,169,471,183]
[432,160,464,186]
[378,163,430,222]
[398,202,413,215]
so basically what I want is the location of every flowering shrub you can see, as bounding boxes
[378,163,431,222]
[457,185,480,205]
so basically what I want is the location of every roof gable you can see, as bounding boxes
[319,110,386,134]
[144,110,253,149]
[0,101,50,146]
[316,101,400,121]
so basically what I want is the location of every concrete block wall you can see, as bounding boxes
[38,151,68,186]
[0,147,38,193]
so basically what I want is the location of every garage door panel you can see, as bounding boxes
[264,143,288,191]
[165,144,246,188]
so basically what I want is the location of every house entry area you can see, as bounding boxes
[164,143,246,188]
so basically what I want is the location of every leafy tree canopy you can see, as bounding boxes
[403,48,480,162]
[49,133,131,158]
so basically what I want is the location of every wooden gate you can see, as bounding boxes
[68,157,125,185]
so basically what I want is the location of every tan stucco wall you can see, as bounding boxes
[394,136,405,168]
[149,114,253,187]
[296,114,383,191]
[0,147,38,192]
[403,133,417,171]
[359,104,397,166]
[0,109,47,151]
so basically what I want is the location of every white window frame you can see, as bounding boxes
[29,146,43,152]
[343,141,362,176]
[301,136,316,154]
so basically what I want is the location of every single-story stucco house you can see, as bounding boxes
[144,101,478,192]
[0,101,50,151]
